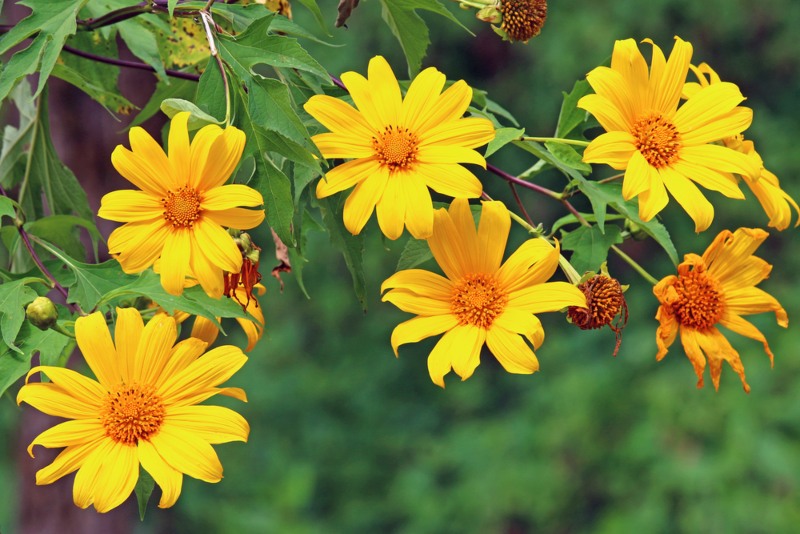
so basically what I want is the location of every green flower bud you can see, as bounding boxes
[26,296,59,331]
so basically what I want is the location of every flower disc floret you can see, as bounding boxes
[101,383,165,445]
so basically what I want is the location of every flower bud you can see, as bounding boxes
[26,296,59,331]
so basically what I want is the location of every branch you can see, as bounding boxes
[62,44,201,81]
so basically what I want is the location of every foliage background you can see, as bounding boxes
[2,0,800,532]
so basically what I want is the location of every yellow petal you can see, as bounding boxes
[493,309,545,349]
[106,219,169,274]
[578,93,630,134]
[35,438,105,485]
[744,170,800,231]
[507,281,586,313]
[310,132,374,159]
[671,160,743,199]
[660,166,714,232]
[134,313,178,385]
[680,143,761,178]
[204,207,265,230]
[485,325,539,374]
[75,311,121,388]
[115,307,144,384]
[190,316,220,347]
[673,82,746,134]
[720,311,776,365]
[389,314,458,356]
[190,238,224,299]
[17,382,98,419]
[724,287,788,327]
[366,56,402,127]
[128,125,177,191]
[158,346,247,406]
[427,205,470,281]
[376,175,407,240]
[168,112,191,187]
[166,405,249,444]
[419,117,495,149]
[416,145,486,167]
[110,146,169,197]
[202,184,264,209]
[303,94,376,137]
[235,315,263,352]
[402,173,435,240]
[496,238,559,294]
[192,125,246,191]
[72,438,116,510]
[316,157,382,198]
[448,324,486,381]
[193,219,242,273]
[416,80,472,134]
[636,173,669,222]
[86,441,140,513]
[159,229,191,296]
[680,107,752,146]
[609,39,648,111]
[582,130,636,170]
[156,337,209,389]
[149,425,223,482]
[25,365,105,405]
[381,269,453,301]
[401,66,447,131]
[342,171,390,235]
[138,439,183,508]
[27,419,104,456]
[416,163,483,199]
[622,150,655,199]
[476,200,511,273]
[447,198,479,270]
[98,190,163,223]
[381,288,451,316]
[653,300,679,361]
[650,36,692,114]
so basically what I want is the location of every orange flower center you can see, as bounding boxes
[632,113,681,168]
[162,186,202,227]
[372,126,418,171]
[670,267,725,331]
[101,383,166,445]
[450,273,508,328]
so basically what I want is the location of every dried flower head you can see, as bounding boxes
[500,0,547,43]
[568,274,628,356]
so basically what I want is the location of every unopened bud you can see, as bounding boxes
[477,6,501,23]
[26,296,59,331]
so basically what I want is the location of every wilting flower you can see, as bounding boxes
[304,56,495,240]
[653,228,788,392]
[578,37,761,232]
[382,198,586,387]
[98,112,265,298]
[567,272,628,356]
[191,283,267,352]
[499,0,548,43]
[17,309,249,512]
[683,62,800,230]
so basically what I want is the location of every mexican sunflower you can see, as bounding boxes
[683,62,800,230]
[381,198,586,387]
[578,37,761,232]
[17,310,249,512]
[98,112,265,298]
[653,228,788,392]
[304,55,495,240]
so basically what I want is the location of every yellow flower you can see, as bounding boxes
[190,283,267,352]
[683,62,800,230]
[381,198,586,387]
[98,112,265,298]
[17,309,249,512]
[304,56,495,240]
[653,228,788,392]
[578,37,761,232]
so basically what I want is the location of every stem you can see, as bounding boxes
[522,136,590,147]
[26,236,88,315]
[486,163,562,200]
[62,45,201,81]
[508,183,535,227]
[330,75,347,91]
[200,9,231,126]
[77,4,154,31]
[611,245,659,285]
[598,173,624,184]
[0,186,82,314]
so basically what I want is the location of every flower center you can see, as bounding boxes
[670,266,724,331]
[162,186,202,227]
[632,113,681,168]
[101,383,166,445]
[450,273,508,328]
[372,126,418,171]
[500,0,548,43]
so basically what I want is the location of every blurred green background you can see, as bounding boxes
[3,0,800,532]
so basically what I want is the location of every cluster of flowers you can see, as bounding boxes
[15,37,794,513]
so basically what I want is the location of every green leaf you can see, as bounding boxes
[130,77,197,130]
[51,63,135,117]
[135,467,155,521]
[378,0,469,77]
[19,87,93,220]
[0,322,71,398]
[195,60,227,123]
[544,141,591,174]
[561,225,623,275]
[26,215,103,263]
[397,237,433,271]
[160,98,223,128]
[555,79,592,138]
[117,16,168,81]
[100,270,249,327]
[485,127,524,157]
[0,277,45,353]
[294,0,329,34]
[167,0,178,17]
[218,16,330,85]
[0,80,37,188]
[0,0,89,102]
[0,197,16,222]
[318,197,367,310]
